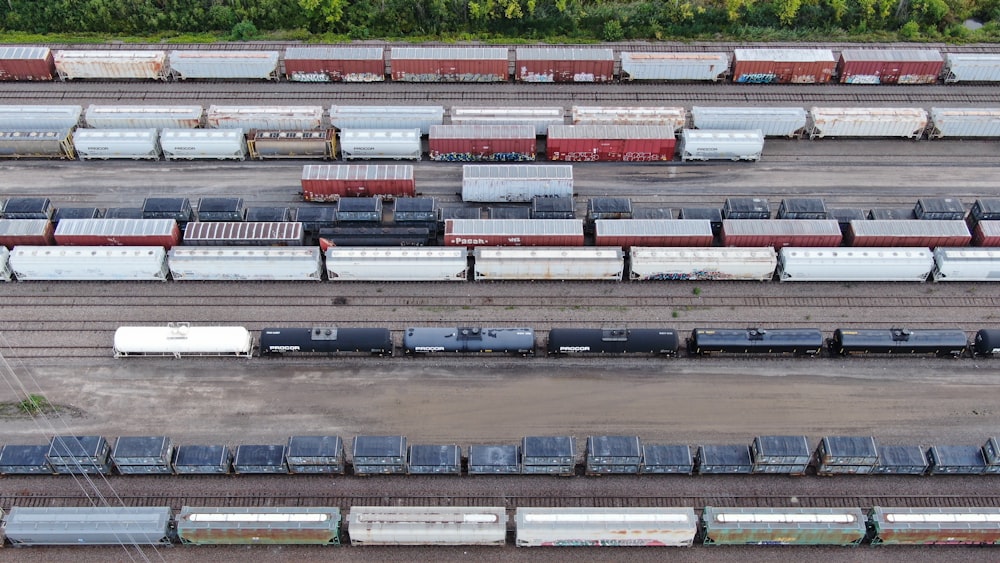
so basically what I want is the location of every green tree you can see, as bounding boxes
[299,0,347,25]
[773,0,802,24]
[603,19,624,40]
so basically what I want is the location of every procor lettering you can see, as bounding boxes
[267,345,301,351]
[559,346,592,352]
[415,346,446,352]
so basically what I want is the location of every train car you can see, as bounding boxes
[0,128,74,159]
[809,107,928,139]
[0,219,55,248]
[284,46,385,82]
[731,48,835,83]
[177,507,341,545]
[942,53,1000,83]
[594,219,714,248]
[169,50,279,80]
[571,106,687,130]
[462,164,574,203]
[85,104,203,129]
[113,323,253,358]
[325,247,467,281]
[546,124,676,162]
[3,507,173,546]
[339,129,422,161]
[73,128,161,160]
[678,129,764,161]
[515,47,615,83]
[259,327,393,356]
[932,248,1000,281]
[318,226,431,246]
[0,104,82,129]
[928,108,1000,138]
[450,106,564,136]
[286,435,345,474]
[403,327,535,355]
[54,218,180,247]
[167,247,323,281]
[546,328,679,356]
[702,507,867,546]
[691,106,808,138]
[688,328,824,356]
[349,506,507,546]
[585,435,642,474]
[53,50,169,80]
[429,124,536,162]
[721,219,843,248]
[777,247,934,282]
[0,46,55,81]
[247,130,335,160]
[472,246,623,280]
[836,49,943,84]
[846,220,972,248]
[390,47,508,82]
[829,328,968,357]
[869,507,1000,545]
[445,219,585,247]
[0,246,10,281]
[873,444,930,475]
[329,105,444,135]
[9,246,169,281]
[515,507,698,547]
[182,222,304,246]
[207,105,324,130]
[619,52,729,82]
[161,128,248,160]
[301,164,414,201]
[973,329,1000,357]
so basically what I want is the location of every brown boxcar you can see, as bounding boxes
[594,219,714,248]
[515,47,615,83]
[0,219,55,248]
[732,48,835,84]
[721,219,843,247]
[54,218,181,248]
[429,125,536,162]
[284,47,384,82]
[390,47,508,82]
[0,46,55,81]
[547,125,676,162]
[973,221,1000,246]
[837,49,944,84]
[444,219,584,247]
[846,220,972,248]
[301,164,415,202]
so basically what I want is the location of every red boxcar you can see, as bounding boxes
[732,48,835,84]
[283,47,385,82]
[515,47,615,83]
[0,46,55,81]
[54,218,181,248]
[973,221,1000,246]
[445,219,584,247]
[846,220,972,247]
[837,49,944,85]
[301,164,415,202]
[593,219,714,248]
[547,125,676,162]
[721,219,843,247]
[0,219,55,248]
[390,47,508,82]
[429,125,536,162]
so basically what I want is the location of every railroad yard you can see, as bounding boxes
[1,42,1000,558]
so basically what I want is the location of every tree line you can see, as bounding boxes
[1,0,998,42]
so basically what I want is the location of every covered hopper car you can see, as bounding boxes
[260,327,393,356]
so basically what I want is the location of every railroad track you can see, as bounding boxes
[2,493,998,512]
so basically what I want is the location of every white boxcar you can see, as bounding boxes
[943,53,1000,83]
[692,106,808,137]
[473,246,623,280]
[809,107,928,139]
[515,507,698,547]
[113,324,253,358]
[53,50,168,80]
[325,247,468,281]
[932,247,1000,281]
[85,105,203,129]
[330,105,445,135]
[0,105,82,129]
[160,129,247,160]
[0,246,10,281]
[169,50,279,80]
[778,247,934,282]
[348,506,506,546]
[169,246,323,281]
[571,106,687,130]
[620,52,730,81]
[3,507,173,546]
[9,246,168,281]
[462,164,573,202]
[207,105,324,130]
[73,128,160,160]
[629,247,777,281]
[340,129,422,160]
[928,108,1000,138]
[678,129,764,161]
[450,106,564,135]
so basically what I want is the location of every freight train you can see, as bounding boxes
[3,44,1000,84]
[113,325,1000,358]
[1,504,999,547]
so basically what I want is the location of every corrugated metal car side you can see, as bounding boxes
[0,46,55,81]
[732,49,835,83]
[445,219,584,247]
[846,220,972,247]
[284,47,385,82]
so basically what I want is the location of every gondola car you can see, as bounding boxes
[829,328,968,357]
[687,328,824,356]
[402,327,535,355]
[546,328,679,356]
[259,327,393,356]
